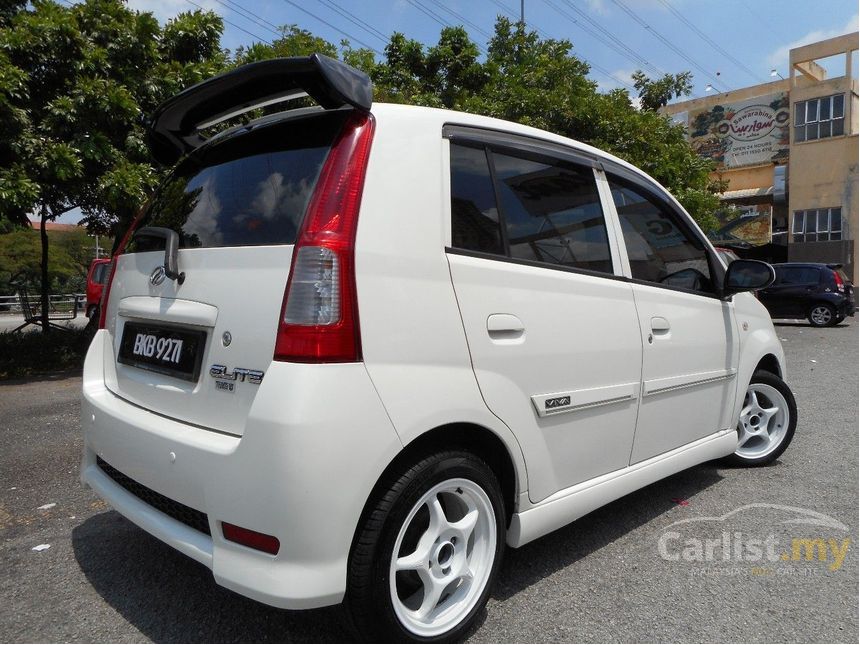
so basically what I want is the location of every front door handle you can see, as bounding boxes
[647,316,671,344]
[487,314,524,341]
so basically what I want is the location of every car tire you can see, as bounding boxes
[808,302,837,327]
[344,450,505,642]
[724,370,797,467]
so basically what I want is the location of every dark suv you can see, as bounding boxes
[758,263,855,326]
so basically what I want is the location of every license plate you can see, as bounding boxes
[118,323,206,382]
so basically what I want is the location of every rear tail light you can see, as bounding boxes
[274,111,375,363]
[222,522,280,555]
[98,204,150,329]
[833,270,845,292]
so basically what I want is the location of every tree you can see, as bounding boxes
[0,0,227,331]
[0,228,81,296]
[631,70,694,111]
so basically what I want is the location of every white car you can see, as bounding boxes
[81,55,796,641]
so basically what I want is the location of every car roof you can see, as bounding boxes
[188,102,696,233]
[207,102,654,185]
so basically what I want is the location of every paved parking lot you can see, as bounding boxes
[0,320,857,642]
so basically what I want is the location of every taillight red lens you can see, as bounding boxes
[98,203,150,330]
[834,270,845,292]
[274,111,375,363]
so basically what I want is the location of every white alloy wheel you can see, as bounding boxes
[388,478,497,638]
[736,382,790,460]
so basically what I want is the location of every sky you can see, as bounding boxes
[55,0,859,222]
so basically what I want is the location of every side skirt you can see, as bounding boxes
[507,428,737,547]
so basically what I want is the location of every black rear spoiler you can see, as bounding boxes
[147,53,373,165]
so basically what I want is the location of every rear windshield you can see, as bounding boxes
[129,111,347,251]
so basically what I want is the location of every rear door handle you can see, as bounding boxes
[650,316,671,335]
[487,314,524,341]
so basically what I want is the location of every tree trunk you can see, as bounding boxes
[39,206,50,333]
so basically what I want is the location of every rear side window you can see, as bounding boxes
[608,177,714,294]
[449,139,614,276]
[491,151,612,274]
[780,267,820,285]
[130,112,347,250]
[450,144,504,255]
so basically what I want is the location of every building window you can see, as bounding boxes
[792,208,843,241]
[794,94,845,142]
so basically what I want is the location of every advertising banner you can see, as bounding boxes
[687,92,790,169]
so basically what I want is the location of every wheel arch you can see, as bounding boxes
[754,353,782,379]
[356,422,520,534]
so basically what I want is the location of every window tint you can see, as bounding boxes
[130,113,346,250]
[450,144,504,254]
[780,267,819,284]
[608,177,714,294]
[94,263,108,284]
[490,151,612,274]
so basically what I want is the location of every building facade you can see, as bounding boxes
[662,32,859,280]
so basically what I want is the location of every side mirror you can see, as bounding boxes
[723,259,775,298]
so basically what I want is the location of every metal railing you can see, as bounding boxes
[0,293,86,316]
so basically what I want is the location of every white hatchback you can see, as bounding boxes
[81,54,796,641]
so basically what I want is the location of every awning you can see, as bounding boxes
[719,186,774,201]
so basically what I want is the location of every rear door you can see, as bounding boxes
[102,111,348,436]
[604,174,739,464]
[444,131,642,503]
[777,266,822,316]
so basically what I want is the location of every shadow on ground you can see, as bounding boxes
[492,463,724,602]
[72,464,725,642]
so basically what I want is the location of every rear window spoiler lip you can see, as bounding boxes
[147,53,373,166]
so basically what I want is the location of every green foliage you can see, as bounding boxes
[0,226,98,294]
[234,24,337,64]
[0,326,95,379]
[632,70,693,111]
[0,0,228,330]
[0,4,722,322]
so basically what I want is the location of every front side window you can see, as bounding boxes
[608,177,714,294]
[793,208,843,241]
[490,151,613,274]
[794,94,845,142]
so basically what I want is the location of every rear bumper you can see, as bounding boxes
[80,330,401,610]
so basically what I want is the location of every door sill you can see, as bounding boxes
[507,428,736,547]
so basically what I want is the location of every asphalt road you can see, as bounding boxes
[1,320,857,642]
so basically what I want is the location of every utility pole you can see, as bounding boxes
[520,0,525,27]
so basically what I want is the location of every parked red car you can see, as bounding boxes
[85,258,111,319]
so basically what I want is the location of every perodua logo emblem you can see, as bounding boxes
[149,266,167,286]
